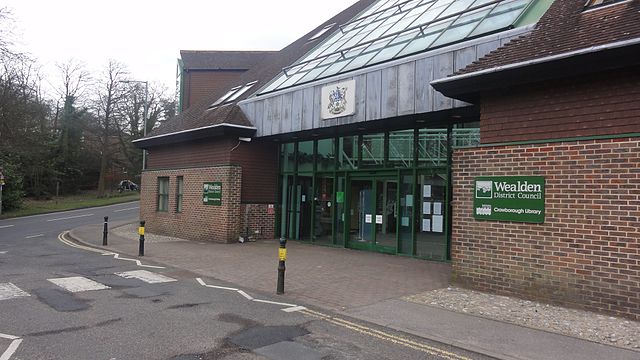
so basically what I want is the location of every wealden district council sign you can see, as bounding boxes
[474,176,545,223]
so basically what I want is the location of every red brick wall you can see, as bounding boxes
[140,165,242,243]
[452,137,640,319]
[480,67,640,144]
[183,70,245,110]
[239,203,276,240]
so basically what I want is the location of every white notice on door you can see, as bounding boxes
[365,214,372,223]
[423,185,432,198]
[422,219,431,232]
[432,215,444,233]
[433,202,442,215]
[423,202,431,215]
[375,215,383,224]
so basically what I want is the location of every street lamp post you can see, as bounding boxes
[121,80,149,170]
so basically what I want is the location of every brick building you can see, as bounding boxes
[176,50,277,112]
[432,0,640,319]
[135,0,639,319]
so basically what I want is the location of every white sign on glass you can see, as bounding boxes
[422,219,431,232]
[365,214,372,223]
[375,215,383,224]
[432,215,444,233]
[433,202,442,215]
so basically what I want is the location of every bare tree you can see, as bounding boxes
[93,60,129,197]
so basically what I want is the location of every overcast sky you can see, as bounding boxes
[3,0,360,96]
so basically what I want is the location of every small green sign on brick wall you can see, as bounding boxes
[473,176,545,223]
[203,182,222,206]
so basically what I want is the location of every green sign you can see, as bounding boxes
[473,176,545,223]
[203,182,222,206]
[336,191,345,204]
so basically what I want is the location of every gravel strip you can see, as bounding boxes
[405,287,640,352]
[112,223,187,244]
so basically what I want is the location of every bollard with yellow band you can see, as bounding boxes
[276,237,287,294]
[138,220,145,256]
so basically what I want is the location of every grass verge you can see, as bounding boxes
[0,192,140,219]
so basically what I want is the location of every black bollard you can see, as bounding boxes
[102,216,109,246]
[276,237,287,294]
[138,220,145,256]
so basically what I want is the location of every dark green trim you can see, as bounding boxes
[144,164,241,172]
[456,133,640,150]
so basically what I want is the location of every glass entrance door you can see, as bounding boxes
[347,176,398,253]
[374,179,397,251]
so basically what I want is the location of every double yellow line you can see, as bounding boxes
[301,308,472,360]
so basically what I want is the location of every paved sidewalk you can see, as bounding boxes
[68,221,639,360]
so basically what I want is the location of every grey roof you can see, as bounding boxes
[180,50,278,70]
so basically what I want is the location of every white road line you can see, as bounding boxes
[282,305,307,313]
[57,232,165,269]
[25,234,44,239]
[252,299,297,307]
[0,251,6,254]
[6,200,138,220]
[195,278,304,312]
[48,276,110,292]
[236,290,254,300]
[46,213,94,222]
[0,333,22,360]
[0,283,30,301]
[0,225,14,229]
[115,270,176,284]
[113,206,139,212]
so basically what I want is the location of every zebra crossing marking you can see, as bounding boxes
[115,270,177,284]
[48,276,111,293]
[0,283,30,301]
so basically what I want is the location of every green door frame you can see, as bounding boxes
[345,171,399,254]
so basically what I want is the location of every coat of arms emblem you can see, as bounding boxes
[327,86,348,115]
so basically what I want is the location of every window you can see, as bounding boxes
[157,177,169,212]
[308,23,336,41]
[209,86,241,108]
[176,176,184,213]
[226,81,257,102]
[208,81,258,109]
[584,0,628,9]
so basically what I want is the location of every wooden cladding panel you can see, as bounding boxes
[230,140,279,203]
[147,138,234,169]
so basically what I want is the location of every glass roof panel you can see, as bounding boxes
[259,0,540,94]
[431,8,491,47]
[469,0,529,37]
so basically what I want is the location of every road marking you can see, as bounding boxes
[0,333,22,360]
[0,283,30,301]
[25,234,44,239]
[57,232,164,269]
[0,251,6,254]
[5,200,138,220]
[115,270,176,284]
[47,213,94,222]
[195,278,303,312]
[281,305,307,313]
[0,225,14,229]
[113,206,139,212]
[301,309,471,360]
[48,276,110,292]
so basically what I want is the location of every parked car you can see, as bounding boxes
[117,180,139,192]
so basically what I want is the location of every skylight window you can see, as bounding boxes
[260,0,539,94]
[584,0,628,9]
[210,86,241,108]
[308,23,336,41]
[226,81,257,102]
[208,81,258,109]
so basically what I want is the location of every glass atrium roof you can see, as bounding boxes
[260,0,537,94]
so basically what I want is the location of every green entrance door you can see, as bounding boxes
[347,175,398,253]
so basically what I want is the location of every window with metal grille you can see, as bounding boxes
[176,176,184,213]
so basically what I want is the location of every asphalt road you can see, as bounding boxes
[0,202,492,360]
